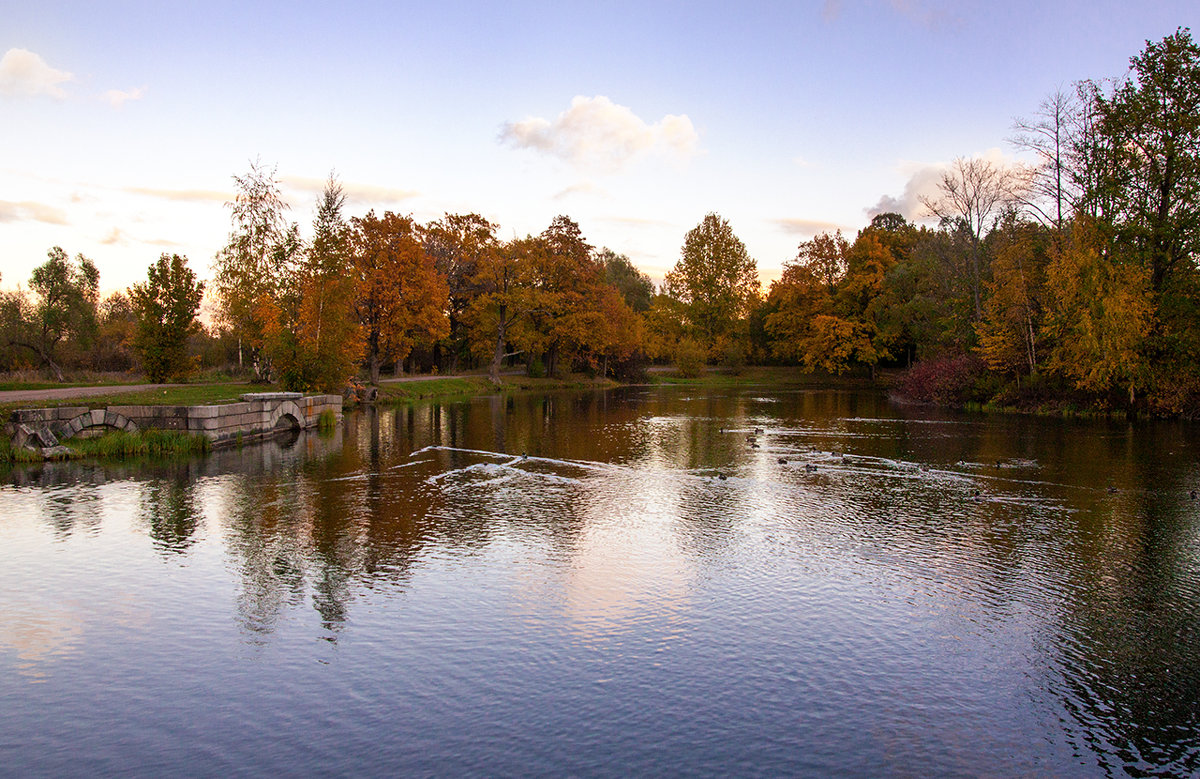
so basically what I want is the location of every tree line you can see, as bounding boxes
[2,29,1197,415]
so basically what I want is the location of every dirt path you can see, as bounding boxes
[0,383,195,404]
[0,372,514,404]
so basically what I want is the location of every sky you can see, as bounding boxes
[1,0,1196,297]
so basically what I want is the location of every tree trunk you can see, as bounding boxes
[489,311,507,384]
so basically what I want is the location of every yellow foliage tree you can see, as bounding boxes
[1042,219,1153,402]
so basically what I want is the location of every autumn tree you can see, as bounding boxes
[350,211,449,384]
[2,247,99,381]
[213,159,301,379]
[469,235,537,382]
[920,157,1021,320]
[95,291,137,372]
[664,213,760,357]
[268,176,362,392]
[424,213,499,372]
[974,215,1051,378]
[764,260,833,368]
[1074,29,1200,403]
[130,254,205,383]
[795,231,849,292]
[521,215,607,376]
[1041,218,1153,403]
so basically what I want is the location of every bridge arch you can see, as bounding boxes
[61,409,138,439]
[268,400,304,431]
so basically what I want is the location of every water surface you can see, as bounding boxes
[2,386,1199,776]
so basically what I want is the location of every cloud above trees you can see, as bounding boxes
[501,96,700,173]
[0,48,73,98]
[869,149,1019,222]
[0,199,68,225]
[280,176,419,205]
[773,217,846,237]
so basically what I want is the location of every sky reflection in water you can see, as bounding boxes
[2,387,1200,776]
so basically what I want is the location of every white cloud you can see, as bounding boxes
[124,186,231,203]
[554,180,607,200]
[869,162,947,221]
[773,217,845,237]
[869,148,1016,221]
[280,176,418,205]
[501,96,700,173]
[102,86,146,108]
[100,227,128,245]
[0,48,72,98]
[0,199,68,225]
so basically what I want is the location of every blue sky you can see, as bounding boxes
[2,1,1195,295]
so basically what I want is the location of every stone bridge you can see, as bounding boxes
[7,392,342,454]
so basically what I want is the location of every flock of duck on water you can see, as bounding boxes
[714,426,1200,501]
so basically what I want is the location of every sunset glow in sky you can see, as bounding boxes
[2,1,1196,293]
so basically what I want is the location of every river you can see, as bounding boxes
[2,386,1199,776]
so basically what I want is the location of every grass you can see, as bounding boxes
[649,365,877,388]
[0,437,43,464]
[1,428,211,463]
[0,382,263,421]
[372,374,616,404]
[317,409,338,431]
[62,429,212,459]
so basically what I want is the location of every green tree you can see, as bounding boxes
[213,159,301,379]
[598,248,654,313]
[1084,28,1200,293]
[3,247,100,381]
[130,254,205,383]
[664,213,760,356]
[274,175,362,392]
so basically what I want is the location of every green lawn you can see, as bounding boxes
[0,382,264,421]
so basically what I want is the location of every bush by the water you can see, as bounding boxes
[675,339,706,378]
[897,354,990,406]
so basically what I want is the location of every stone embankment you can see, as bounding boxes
[6,392,342,457]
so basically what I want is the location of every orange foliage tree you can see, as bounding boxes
[350,211,449,384]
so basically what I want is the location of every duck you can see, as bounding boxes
[754,427,764,435]
[777,457,788,464]
[804,463,818,472]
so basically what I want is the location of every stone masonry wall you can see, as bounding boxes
[6,393,343,451]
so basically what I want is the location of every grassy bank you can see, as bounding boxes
[0,382,263,421]
[1,428,211,463]
[373,374,618,404]
[63,429,212,459]
[648,365,879,389]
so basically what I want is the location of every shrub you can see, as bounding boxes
[718,341,746,375]
[896,354,988,406]
[675,339,706,378]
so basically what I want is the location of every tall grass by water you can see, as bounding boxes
[63,429,211,459]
